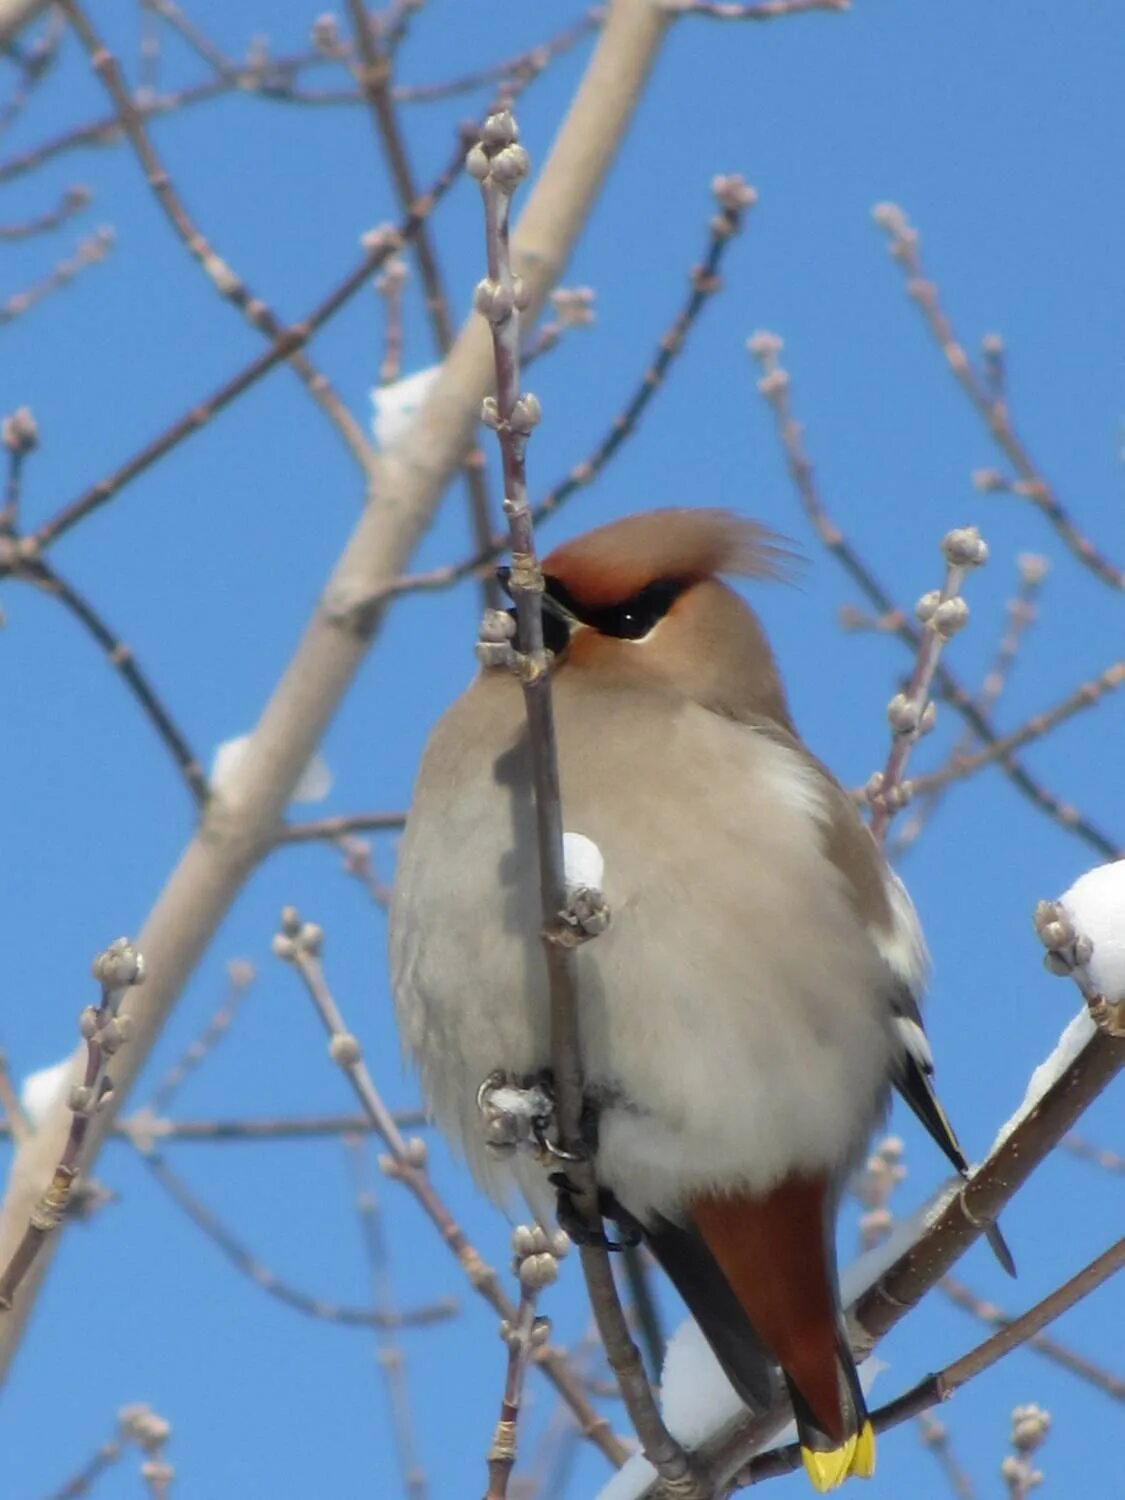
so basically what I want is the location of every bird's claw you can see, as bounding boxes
[548,1172,643,1252]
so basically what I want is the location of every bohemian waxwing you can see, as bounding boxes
[389,508,1011,1492]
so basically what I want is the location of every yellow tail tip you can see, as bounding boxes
[800,1424,876,1491]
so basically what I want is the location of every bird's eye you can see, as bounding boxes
[587,578,687,640]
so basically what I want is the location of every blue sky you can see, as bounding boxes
[1,2,1122,1496]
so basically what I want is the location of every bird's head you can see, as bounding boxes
[500,508,796,726]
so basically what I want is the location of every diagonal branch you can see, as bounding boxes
[60,0,377,477]
[14,556,209,804]
[872,203,1124,593]
[748,332,1122,860]
[0,0,672,1385]
[346,0,501,608]
[379,179,754,605]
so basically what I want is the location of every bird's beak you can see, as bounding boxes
[495,565,575,651]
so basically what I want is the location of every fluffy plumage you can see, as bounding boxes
[390,506,999,1490]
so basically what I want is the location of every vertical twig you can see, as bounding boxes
[485,1228,565,1499]
[866,527,989,844]
[343,1135,429,1500]
[469,106,702,1496]
[347,0,501,608]
[0,939,145,1312]
[272,910,629,1468]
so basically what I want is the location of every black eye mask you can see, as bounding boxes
[495,568,689,650]
[544,575,689,640]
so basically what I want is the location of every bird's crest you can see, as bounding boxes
[541,508,793,610]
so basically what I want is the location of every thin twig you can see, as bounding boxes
[135,1140,456,1331]
[0,8,60,138]
[11,555,210,805]
[891,553,1048,857]
[277,811,408,843]
[344,1135,428,1500]
[146,960,255,1114]
[113,1109,430,1147]
[381,175,755,604]
[0,183,90,240]
[901,662,1125,802]
[0,0,673,1385]
[61,0,377,477]
[747,331,1122,860]
[1062,1132,1125,1177]
[0,226,113,328]
[272,909,629,1469]
[43,1434,123,1500]
[865,525,988,843]
[916,1413,977,1500]
[140,0,232,77]
[17,129,467,564]
[939,1272,1125,1403]
[346,0,500,609]
[374,255,408,385]
[663,0,849,17]
[0,12,600,189]
[470,106,702,1496]
[485,1229,564,1500]
[0,939,145,1313]
[873,202,1125,592]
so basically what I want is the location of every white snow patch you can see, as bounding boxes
[991,1008,1096,1154]
[371,365,441,449]
[211,736,332,805]
[20,1057,75,1126]
[563,831,605,897]
[1060,859,1125,1000]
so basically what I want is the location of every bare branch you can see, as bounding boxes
[0,939,145,1312]
[60,0,377,476]
[748,332,1122,860]
[0,0,673,1390]
[0,183,90,241]
[663,0,848,17]
[10,555,210,805]
[902,662,1125,802]
[346,0,500,608]
[146,960,255,1114]
[940,1272,1125,1403]
[0,226,113,329]
[726,1239,1122,1489]
[916,1413,977,1500]
[873,202,1125,592]
[891,553,1048,857]
[485,1228,566,1500]
[42,1432,123,1500]
[383,177,754,604]
[272,909,630,1468]
[135,1138,455,1330]
[865,525,989,843]
[471,105,703,1496]
[19,136,465,562]
[277,811,409,843]
[344,1135,428,1500]
[1062,1131,1125,1178]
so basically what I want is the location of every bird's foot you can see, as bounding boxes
[548,1172,643,1252]
[476,1071,556,1159]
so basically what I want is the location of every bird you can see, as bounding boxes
[389,507,1012,1491]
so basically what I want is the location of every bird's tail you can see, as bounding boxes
[690,1175,876,1492]
[785,1329,875,1492]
